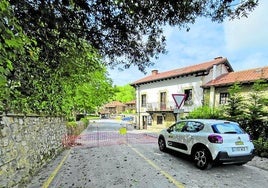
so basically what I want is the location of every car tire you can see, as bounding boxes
[158,137,167,152]
[193,147,212,170]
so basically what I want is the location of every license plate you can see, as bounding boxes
[232,147,247,152]
[235,141,244,145]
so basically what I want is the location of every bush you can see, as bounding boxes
[66,121,77,128]
[66,121,84,136]
[253,138,268,158]
[187,106,223,119]
[80,117,89,129]
[86,114,100,120]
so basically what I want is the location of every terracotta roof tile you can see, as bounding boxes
[125,100,136,104]
[104,101,126,107]
[131,57,232,85]
[203,66,268,87]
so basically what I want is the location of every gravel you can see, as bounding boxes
[247,156,268,171]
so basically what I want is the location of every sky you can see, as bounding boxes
[108,1,268,86]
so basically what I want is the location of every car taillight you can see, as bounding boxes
[208,134,223,144]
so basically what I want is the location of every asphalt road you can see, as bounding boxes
[27,119,268,188]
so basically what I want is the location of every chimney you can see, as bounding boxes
[151,70,158,75]
[214,56,223,60]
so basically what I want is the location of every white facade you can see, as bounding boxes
[132,58,232,130]
[136,76,203,112]
[135,76,205,129]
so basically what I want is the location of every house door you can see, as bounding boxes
[142,116,148,129]
[160,92,167,110]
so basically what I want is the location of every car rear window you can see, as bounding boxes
[211,123,245,134]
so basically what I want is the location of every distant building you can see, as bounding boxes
[99,101,126,118]
[125,100,136,112]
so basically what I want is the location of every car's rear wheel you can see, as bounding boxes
[193,148,212,170]
[158,137,167,152]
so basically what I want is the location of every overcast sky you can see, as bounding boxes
[108,1,268,86]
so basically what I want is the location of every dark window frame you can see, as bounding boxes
[219,93,229,104]
[141,94,146,107]
[184,89,193,105]
[157,116,163,125]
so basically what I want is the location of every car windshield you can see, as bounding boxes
[211,123,245,134]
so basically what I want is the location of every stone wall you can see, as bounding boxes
[0,114,67,187]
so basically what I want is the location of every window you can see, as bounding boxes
[141,94,146,107]
[212,123,244,134]
[174,121,187,132]
[160,92,166,110]
[157,116,163,124]
[184,89,193,105]
[219,93,229,104]
[184,121,204,132]
[148,115,152,126]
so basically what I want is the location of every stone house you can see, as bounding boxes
[99,101,126,118]
[125,100,136,112]
[130,57,233,130]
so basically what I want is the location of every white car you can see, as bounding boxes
[158,119,255,170]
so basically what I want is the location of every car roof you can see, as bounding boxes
[178,119,237,125]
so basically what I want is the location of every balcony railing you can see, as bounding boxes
[145,102,177,111]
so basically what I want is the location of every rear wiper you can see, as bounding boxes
[223,131,237,134]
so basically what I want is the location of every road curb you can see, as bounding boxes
[42,149,71,188]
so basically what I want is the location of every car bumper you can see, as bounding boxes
[214,150,255,164]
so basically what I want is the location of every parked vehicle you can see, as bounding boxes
[122,116,133,121]
[158,119,255,170]
[121,116,134,125]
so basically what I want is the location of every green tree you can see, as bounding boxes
[2,0,259,115]
[224,83,246,122]
[3,31,113,116]
[0,0,36,113]
[10,0,258,71]
[59,41,114,118]
[62,66,114,119]
[245,80,268,140]
[113,85,135,103]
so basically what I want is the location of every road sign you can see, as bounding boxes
[172,94,186,109]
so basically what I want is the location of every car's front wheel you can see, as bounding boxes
[158,137,167,152]
[193,148,212,170]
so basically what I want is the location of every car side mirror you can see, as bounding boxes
[167,128,172,133]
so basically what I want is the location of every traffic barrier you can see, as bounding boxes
[62,131,157,148]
